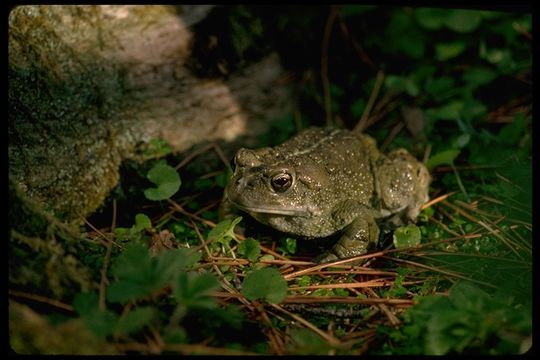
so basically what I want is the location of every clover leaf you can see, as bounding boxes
[144,162,181,201]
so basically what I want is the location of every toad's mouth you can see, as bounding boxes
[229,200,311,217]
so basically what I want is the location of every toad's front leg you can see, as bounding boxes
[315,212,380,263]
[333,215,380,258]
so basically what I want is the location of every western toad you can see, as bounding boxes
[222,127,430,262]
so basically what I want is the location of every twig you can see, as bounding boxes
[364,288,401,327]
[97,200,116,312]
[283,250,387,280]
[384,256,497,288]
[167,199,215,227]
[421,192,456,210]
[8,289,75,312]
[190,220,255,311]
[451,163,471,202]
[413,250,530,265]
[433,164,497,173]
[441,200,524,258]
[289,279,424,291]
[380,121,405,151]
[282,295,413,306]
[336,14,377,71]
[175,143,214,170]
[321,5,339,126]
[429,217,462,238]
[111,198,117,234]
[255,302,286,354]
[197,257,313,267]
[115,342,260,355]
[310,269,397,277]
[423,143,431,164]
[363,99,400,130]
[148,325,166,352]
[83,219,123,249]
[213,291,413,307]
[372,90,396,113]
[269,303,342,347]
[354,70,385,133]
[212,142,231,170]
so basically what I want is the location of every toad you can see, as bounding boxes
[222,127,430,262]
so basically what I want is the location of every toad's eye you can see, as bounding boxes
[271,173,293,192]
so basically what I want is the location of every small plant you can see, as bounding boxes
[393,224,422,249]
[377,281,532,355]
[144,161,181,201]
[241,267,288,304]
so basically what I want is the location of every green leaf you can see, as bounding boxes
[425,324,456,355]
[393,224,422,249]
[72,291,118,338]
[287,328,333,355]
[215,170,232,188]
[350,98,366,118]
[284,237,297,254]
[461,99,488,121]
[114,307,156,336]
[448,281,490,312]
[254,254,275,270]
[241,267,288,304]
[72,292,100,317]
[435,41,466,61]
[106,281,149,303]
[385,75,406,92]
[426,149,461,170]
[424,76,455,100]
[107,244,200,303]
[385,12,425,59]
[452,133,471,149]
[155,248,202,280]
[329,84,344,98]
[237,238,261,262]
[193,178,213,191]
[401,34,425,59]
[112,244,152,280]
[385,269,409,298]
[462,67,497,89]
[296,276,312,287]
[82,309,119,338]
[415,8,447,30]
[143,138,172,158]
[207,217,242,247]
[340,5,376,17]
[496,113,529,145]
[114,227,130,237]
[144,163,181,201]
[164,328,187,344]
[444,9,483,33]
[432,101,464,120]
[211,304,245,330]
[133,213,152,232]
[479,42,513,66]
[385,75,419,96]
[173,272,220,310]
[404,78,420,97]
